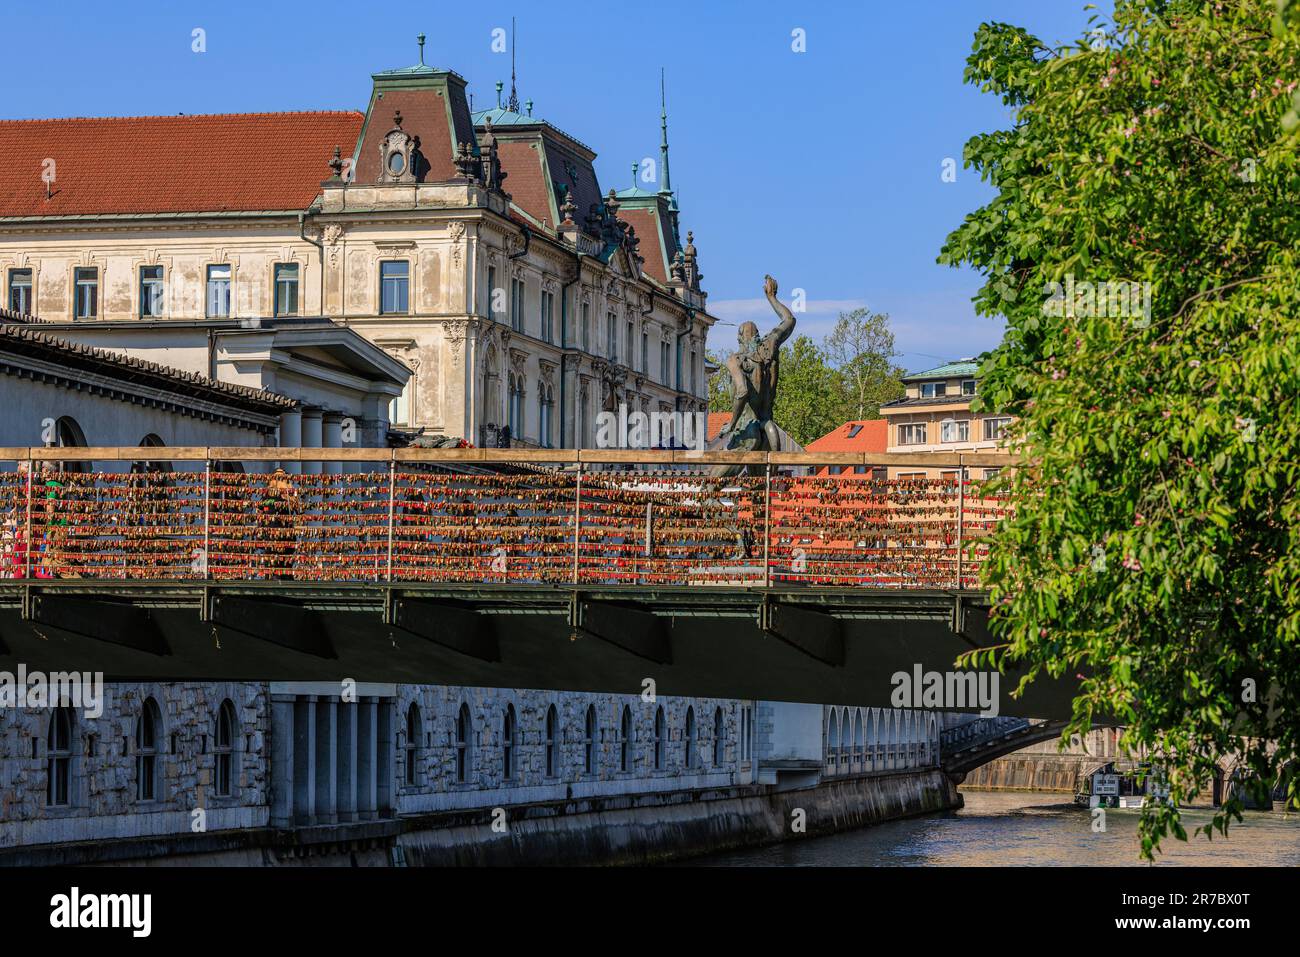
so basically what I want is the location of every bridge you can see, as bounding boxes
[0,446,1079,717]
[939,717,1076,780]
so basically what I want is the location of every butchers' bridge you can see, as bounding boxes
[0,446,1074,717]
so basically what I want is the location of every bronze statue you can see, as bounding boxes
[715,275,796,471]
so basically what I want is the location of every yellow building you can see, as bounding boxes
[880,360,1012,479]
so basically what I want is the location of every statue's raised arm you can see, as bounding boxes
[764,274,797,348]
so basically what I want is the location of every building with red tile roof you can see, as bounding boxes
[804,419,889,476]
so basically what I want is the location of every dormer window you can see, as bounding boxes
[961,379,977,396]
[378,110,417,185]
[920,382,945,399]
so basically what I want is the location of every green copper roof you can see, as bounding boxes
[473,107,539,127]
[615,185,659,200]
[905,360,980,380]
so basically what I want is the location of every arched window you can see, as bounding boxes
[712,706,725,766]
[853,709,864,766]
[405,702,422,786]
[544,704,559,778]
[620,705,632,773]
[583,704,597,775]
[455,703,471,784]
[502,704,516,780]
[538,384,555,449]
[136,433,170,474]
[828,709,841,771]
[46,706,74,807]
[135,697,162,802]
[52,416,89,473]
[215,699,236,797]
[653,706,666,771]
[684,706,696,769]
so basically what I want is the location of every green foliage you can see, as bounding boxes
[940,0,1300,858]
[772,335,843,446]
[825,308,907,420]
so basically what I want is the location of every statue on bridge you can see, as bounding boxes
[713,274,797,476]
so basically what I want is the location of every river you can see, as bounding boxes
[687,789,1300,866]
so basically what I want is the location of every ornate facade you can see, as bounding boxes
[0,54,716,450]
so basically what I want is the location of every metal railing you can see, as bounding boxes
[0,447,1015,588]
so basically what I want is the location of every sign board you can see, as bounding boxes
[1093,773,1120,796]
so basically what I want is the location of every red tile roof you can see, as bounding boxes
[806,419,888,454]
[706,412,731,442]
[0,112,364,217]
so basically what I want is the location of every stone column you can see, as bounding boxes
[322,413,343,476]
[270,694,296,827]
[292,695,317,826]
[357,697,377,820]
[376,698,393,816]
[279,410,303,475]
[300,408,324,476]
[336,699,357,822]
[314,696,337,824]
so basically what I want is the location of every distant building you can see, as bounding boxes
[805,419,888,477]
[879,360,1011,479]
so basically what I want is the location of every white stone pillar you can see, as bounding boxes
[279,410,303,475]
[292,695,317,826]
[301,408,324,476]
[314,696,337,824]
[270,694,295,827]
[336,700,357,822]
[357,697,377,820]
[322,413,343,476]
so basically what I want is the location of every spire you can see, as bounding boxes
[507,16,521,114]
[659,67,675,207]
[417,33,426,66]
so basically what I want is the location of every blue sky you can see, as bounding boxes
[0,0,1108,373]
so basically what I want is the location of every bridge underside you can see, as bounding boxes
[0,582,1079,717]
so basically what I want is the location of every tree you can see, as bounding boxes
[939,0,1300,858]
[824,307,906,420]
[771,335,841,447]
[706,349,733,413]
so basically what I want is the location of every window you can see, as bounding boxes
[584,705,597,775]
[983,467,1002,480]
[455,703,471,783]
[544,704,559,777]
[641,330,649,372]
[390,378,413,427]
[404,702,421,785]
[215,700,236,797]
[940,419,970,443]
[540,290,554,343]
[139,265,165,317]
[898,423,927,445]
[8,268,32,315]
[74,268,98,319]
[920,381,945,399]
[273,263,299,317]
[983,417,1012,441]
[660,341,671,384]
[538,384,554,448]
[741,704,754,762]
[653,706,666,771]
[502,704,516,780]
[620,705,632,772]
[961,379,977,396]
[47,707,74,807]
[487,265,498,318]
[507,373,524,439]
[689,350,697,393]
[510,277,525,332]
[380,260,409,314]
[606,312,617,361]
[713,707,724,766]
[625,320,634,367]
[198,265,230,319]
[846,423,864,439]
[684,706,696,769]
[135,697,162,802]
[580,302,591,351]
